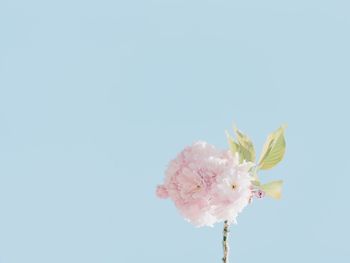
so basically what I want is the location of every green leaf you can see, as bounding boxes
[251,180,261,187]
[258,125,286,170]
[238,146,253,163]
[235,128,255,162]
[234,127,256,162]
[226,131,239,156]
[260,180,283,199]
[226,127,257,163]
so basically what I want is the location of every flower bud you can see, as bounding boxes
[255,190,265,199]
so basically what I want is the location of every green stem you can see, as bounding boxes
[222,220,230,263]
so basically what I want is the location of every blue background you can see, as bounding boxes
[0,0,349,262]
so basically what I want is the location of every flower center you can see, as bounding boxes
[231,184,237,190]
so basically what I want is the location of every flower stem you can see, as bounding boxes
[222,220,230,263]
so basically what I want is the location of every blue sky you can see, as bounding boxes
[0,0,349,262]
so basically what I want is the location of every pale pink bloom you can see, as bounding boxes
[156,185,169,199]
[156,141,254,227]
[212,153,254,224]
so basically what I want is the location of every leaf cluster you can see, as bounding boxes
[226,125,287,199]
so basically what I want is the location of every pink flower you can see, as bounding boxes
[156,185,169,199]
[156,141,254,227]
[211,154,254,223]
[254,189,265,199]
